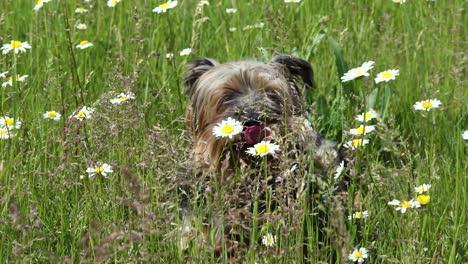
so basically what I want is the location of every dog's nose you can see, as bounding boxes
[244,108,259,122]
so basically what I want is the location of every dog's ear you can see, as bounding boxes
[184,58,218,97]
[271,55,315,88]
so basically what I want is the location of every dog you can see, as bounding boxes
[181,55,344,256]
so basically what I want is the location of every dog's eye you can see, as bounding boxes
[216,93,236,111]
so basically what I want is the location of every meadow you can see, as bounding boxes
[0,0,466,263]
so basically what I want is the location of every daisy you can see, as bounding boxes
[344,139,369,150]
[2,75,28,87]
[414,184,431,194]
[348,211,369,220]
[262,233,276,247]
[349,125,376,136]
[107,0,120,7]
[348,247,368,263]
[334,161,345,180]
[416,194,430,205]
[76,40,93,49]
[388,199,420,213]
[226,8,237,13]
[76,23,87,30]
[229,27,237,32]
[43,111,62,121]
[110,92,136,105]
[284,0,301,3]
[212,117,243,139]
[392,0,406,3]
[341,61,375,82]
[0,128,14,139]
[355,110,378,122]
[85,163,113,178]
[463,130,468,140]
[69,106,94,121]
[0,116,22,129]
[75,7,89,13]
[1,40,32,54]
[374,69,399,84]
[166,53,174,59]
[152,1,178,13]
[0,71,7,78]
[179,48,192,56]
[33,0,51,11]
[246,141,280,157]
[413,99,442,111]
[243,22,264,30]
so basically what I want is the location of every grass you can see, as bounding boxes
[0,0,466,263]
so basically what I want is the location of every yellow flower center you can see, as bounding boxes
[37,0,43,4]
[118,96,128,102]
[417,187,424,193]
[221,125,234,135]
[10,41,22,49]
[364,112,373,119]
[4,118,14,126]
[94,166,104,174]
[111,0,117,4]
[422,101,433,109]
[355,212,363,218]
[382,71,393,79]
[256,144,270,155]
[48,112,57,118]
[77,111,87,118]
[160,2,170,8]
[416,194,430,205]
[400,200,411,209]
[352,139,363,147]
[354,251,363,258]
[0,130,8,135]
[79,40,89,45]
[356,69,363,75]
[356,127,365,134]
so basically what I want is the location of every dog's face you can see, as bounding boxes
[184,56,315,168]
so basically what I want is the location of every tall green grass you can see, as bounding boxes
[0,0,465,263]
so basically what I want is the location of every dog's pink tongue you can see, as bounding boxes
[244,125,271,145]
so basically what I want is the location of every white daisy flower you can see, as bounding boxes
[110,92,136,105]
[1,40,32,54]
[0,116,22,129]
[152,1,178,13]
[392,0,406,3]
[344,139,369,150]
[334,161,345,180]
[414,184,431,194]
[75,7,89,13]
[229,27,237,32]
[179,48,192,56]
[43,111,62,121]
[355,109,378,122]
[413,99,442,111]
[348,211,369,220]
[2,75,28,87]
[69,106,94,121]
[388,199,420,214]
[107,0,120,7]
[262,233,276,247]
[463,130,468,140]
[246,141,280,157]
[212,117,243,139]
[348,247,368,263]
[33,0,51,11]
[85,163,113,178]
[349,125,376,136]
[166,52,174,59]
[76,23,87,30]
[284,0,301,3]
[226,8,237,13]
[0,128,14,139]
[341,61,375,82]
[374,69,399,84]
[0,71,8,78]
[76,40,93,49]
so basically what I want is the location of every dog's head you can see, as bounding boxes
[184,55,315,166]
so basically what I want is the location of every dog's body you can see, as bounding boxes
[181,55,344,255]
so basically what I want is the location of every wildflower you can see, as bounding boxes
[43,111,61,121]
[107,0,120,7]
[243,22,264,30]
[33,0,51,11]
[0,128,14,139]
[334,161,345,180]
[246,141,280,157]
[212,117,243,139]
[341,61,375,82]
[348,211,369,220]
[355,110,378,122]
[0,71,7,78]
[166,53,174,59]
[76,40,93,49]
[179,48,192,56]
[110,92,136,105]
[349,125,376,136]
[262,233,276,247]
[1,40,32,54]
[284,0,301,2]
[75,7,89,13]
[388,199,420,213]
[152,0,178,13]
[85,163,113,178]
[69,106,94,121]
[344,139,369,150]
[416,194,430,205]
[348,247,368,263]
[76,23,87,30]
[0,116,22,129]
[229,27,237,32]
[463,130,468,140]
[226,8,237,13]
[2,75,28,87]
[413,99,442,111]
[414,184,431,194]
[374,69,399,84]
[392,0,406,3]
